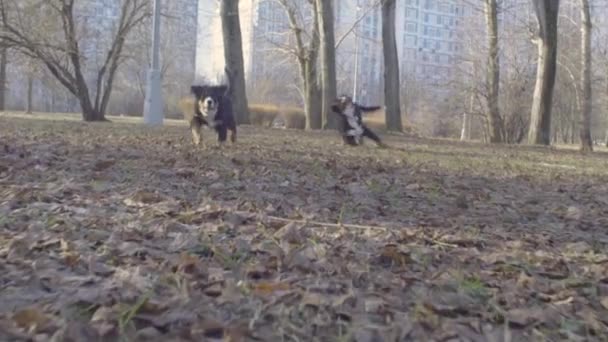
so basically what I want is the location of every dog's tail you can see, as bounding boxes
[358,105,382,113]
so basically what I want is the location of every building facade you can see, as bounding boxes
[397,0,468,82]
[196,0,469,105]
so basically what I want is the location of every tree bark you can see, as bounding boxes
[579,0,593,152]
[279,0,322,129]
[316,0,337,129]
[381,0,402,132]
[26,75,33,114]
[0,47,6,111]
[461,93,474,141]
[220,0,250,125]
[304,55,322,130]
[528,0,560,145]
[484,0,503,143]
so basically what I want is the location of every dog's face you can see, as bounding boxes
[191,85,228,117]
[332,95,354,114]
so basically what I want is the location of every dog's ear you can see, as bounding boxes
[191,85,204,98]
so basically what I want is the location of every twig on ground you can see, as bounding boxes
[263,215,389,231]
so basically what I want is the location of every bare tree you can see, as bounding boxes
[528,0,560,145]
[485,0,503,143]
[277,0,322,129]
[381,0,402,132]
[220,0,250,124]
[316,0,337,129]
[579,0,592,152]
[0,0,148,121]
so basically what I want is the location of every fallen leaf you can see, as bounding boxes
[600,297,608,310]
[93,159,116,171]
[252,281,290,296]
[506,307,543,327]
[12,307,52,333]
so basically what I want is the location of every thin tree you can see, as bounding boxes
[277,0,322,129]
[0,0,149,121]
[579,0,592,152]
[381,0,402,131]
[316,0,337,129]
[484,0,503,143]
[220,0,250,124]
[528,0,560,145]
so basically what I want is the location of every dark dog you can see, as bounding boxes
[189,69,237,146]
[331,95,387,147]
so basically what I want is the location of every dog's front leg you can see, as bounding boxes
[216,126,228,148]
[191,125,204,147]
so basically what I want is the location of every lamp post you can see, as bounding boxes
[352,4,361,102]
[143,0,163,126]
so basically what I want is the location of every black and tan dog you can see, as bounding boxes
[331,95,387,147]
[188,68,237,146]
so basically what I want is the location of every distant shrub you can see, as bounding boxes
[364,109,420,137]
[279,107,306,129]
[249,104,280,127]
[178,96,195,122]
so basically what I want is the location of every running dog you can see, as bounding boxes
[331,95,387,147]
[188,68,237,146]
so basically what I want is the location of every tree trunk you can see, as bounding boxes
[461,93,474,141]
[381,0,402,132]
[0,47,6,111]
[304,60,322,130]
[579,0,593,152]
[485,0,503,143]
[528,0,560,145]
[316,0,337,129]
[26,76,33,114]
[220,0,250,125]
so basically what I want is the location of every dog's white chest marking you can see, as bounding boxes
[199,97,222,128]
[344,104,363,140]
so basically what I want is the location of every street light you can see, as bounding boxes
[352,3,361,102]
[143,0,163,126]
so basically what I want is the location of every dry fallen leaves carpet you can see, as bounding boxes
[1,113,608,341]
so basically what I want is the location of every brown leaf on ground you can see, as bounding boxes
[12,307,53,333]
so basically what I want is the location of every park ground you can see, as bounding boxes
[1,112,608,341]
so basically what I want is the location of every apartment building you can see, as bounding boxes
[397,0,468,81]
[195,0,469,104]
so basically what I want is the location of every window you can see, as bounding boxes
[405,48,416,60]
[406,8,418,19]
[423,39,431,48]
[406,22,417,33]
[436,15,442,25]
[405,34,417,46]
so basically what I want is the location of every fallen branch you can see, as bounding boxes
[263,215,388,231]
